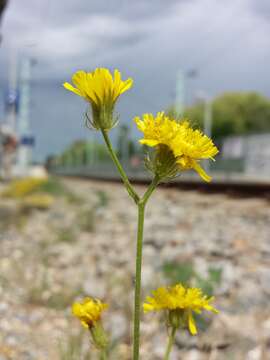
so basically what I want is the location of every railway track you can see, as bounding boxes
[51,167,270,197]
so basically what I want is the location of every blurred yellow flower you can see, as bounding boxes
[134,112,218,182]
[1,177,48,198]
[143,284,218,335]
[72,297,108,328]
[63,68,133,130]
[21,193,54,210]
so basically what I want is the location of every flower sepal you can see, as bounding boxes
[85,103,119,131]
[168,309,183,329]
[90,321,109,350]
[145,145,179,182]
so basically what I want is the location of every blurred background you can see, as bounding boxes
[0,0,270,359]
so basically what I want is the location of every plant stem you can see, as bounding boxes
[100,349,107,360]
[133,176,159,360]
[100,127,160,359]
[133,202,145,360]
[142,175,160,204]
[101,128,140,204]
[164,327,177,360]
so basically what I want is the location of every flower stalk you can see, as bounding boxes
[100,128,139,204]
[133,202,145,360]
[65,67,219,360]
[133,176,160,360]
[164,326,177,360]
[101,128,159,360]
[100,349,108,360]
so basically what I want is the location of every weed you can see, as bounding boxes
[56,228,76,243]
[96,190,109,208]
[26,267,83,310]
[58,329,92,360]
[77,208,95,232]
[162,261,222,297]
[163,261,222,331]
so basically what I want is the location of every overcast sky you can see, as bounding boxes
[0,0,270,160]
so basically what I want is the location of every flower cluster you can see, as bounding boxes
[134,112,218,182]
[143,283,218,335]
[64,68,133,130]
[64,68,220,358]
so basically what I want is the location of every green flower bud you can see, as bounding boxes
[145,145,179,182]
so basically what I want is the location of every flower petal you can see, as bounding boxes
[188,311,197,335]
[63,82,82,96]
[192,161,212,182]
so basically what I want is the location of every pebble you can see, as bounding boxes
[0,179,269,359]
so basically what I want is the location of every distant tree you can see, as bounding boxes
[167,92,270,138]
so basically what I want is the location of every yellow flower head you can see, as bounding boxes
[143,284,218,335]
[134,112,218,182]
[72,297,108,328]
[1,177,48,198]
[63,68,133,130]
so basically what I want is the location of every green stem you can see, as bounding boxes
[133,202,145,360]
[164,327,177,360]
[142,175,160,204]
[101,128,140,204]
[100,127,160,359]
[99,349,107,360]
[133,176,159,360]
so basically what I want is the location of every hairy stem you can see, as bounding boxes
[101,128,139,204]
[164,327,177,360]
[133,175,159,360]
[100,349,107,360]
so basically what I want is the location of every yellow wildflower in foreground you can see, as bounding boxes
[72,297,108,328]
[143,284,218,335]
[134,112,218,182]
[63,68,133,130]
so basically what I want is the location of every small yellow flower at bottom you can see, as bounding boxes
[143,284,218,335]
[72,297,108,329]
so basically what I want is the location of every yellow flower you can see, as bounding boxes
[1,177,48,198]
[134,112,218,182]
[143,284,218,335]
[21,193,54,210]
[63,68,133,130]
[72,297,108,328]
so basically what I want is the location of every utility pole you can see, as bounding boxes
[0,0,8,44]
[16,57,35,176]
[175,69,198,117]
[196,91,213,174]
[175,70,185,117]
[5,49,18,133]
[204,98,212,139]
[0,48,18,179]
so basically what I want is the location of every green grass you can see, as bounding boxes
[26,268,83,310]
[77,208,95,232]
[162,261,222,296]
[162,261,222,332]
[95,190,109,208]
[56,227,76,243]
[36,177,83,204]
[58,330,92,360]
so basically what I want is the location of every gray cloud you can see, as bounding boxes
[0,0,270,160]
